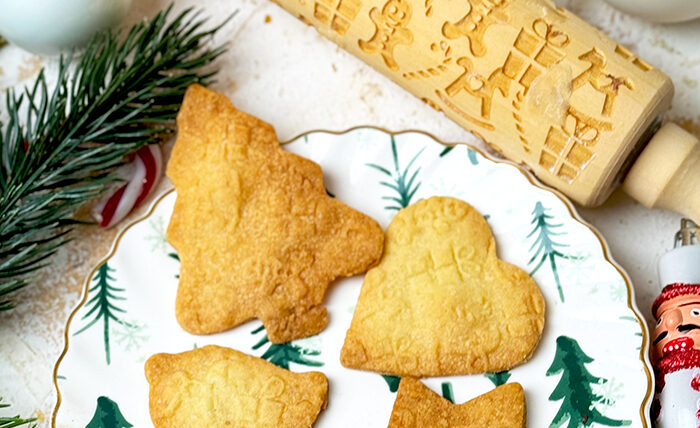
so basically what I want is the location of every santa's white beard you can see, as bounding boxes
[656,368,700,427]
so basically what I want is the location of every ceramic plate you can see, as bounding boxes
[53,128,650,427]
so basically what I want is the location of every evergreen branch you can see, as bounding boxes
[0,398,36,428]
[0,5,229,311]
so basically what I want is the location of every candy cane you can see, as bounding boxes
[92,144,163,228]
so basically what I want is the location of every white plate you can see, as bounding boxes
[53,127,650,427]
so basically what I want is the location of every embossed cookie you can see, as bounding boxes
[341,196,545,376]
[145,345,328,428]
[388,377,526,428]
[167,85,384,343]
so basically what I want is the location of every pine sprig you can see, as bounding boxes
[0,398,36,428]
[0,5,228,311]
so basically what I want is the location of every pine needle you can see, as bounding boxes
[0,398,36,428]
[0,5,229,311]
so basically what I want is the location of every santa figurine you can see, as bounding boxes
[652,220,700,427]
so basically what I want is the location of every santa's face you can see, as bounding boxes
[653,295,700,363]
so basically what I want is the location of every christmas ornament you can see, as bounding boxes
[652,219,700,427]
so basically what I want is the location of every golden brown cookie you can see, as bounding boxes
[387,377,526,428]
[145,345,328,428]
[341,196,545,376]
[167,85,384,343]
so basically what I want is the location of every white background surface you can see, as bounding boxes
[0,0,698,425]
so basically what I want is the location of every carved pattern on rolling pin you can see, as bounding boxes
[438,19,571,145]
[445,56,511,122]
[424,0,434,17]
[541,106,613,182]
[314,0,362,35]
[614,44,653,72]
[573,48,633,117]
[534,48,634,182]
[358,0,414,71]
[442,0,510,58]
[403,41,453,80]
[509,18,570,152]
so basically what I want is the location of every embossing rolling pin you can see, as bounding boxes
[272,0,700,220]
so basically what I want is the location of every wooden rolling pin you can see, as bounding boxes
[271,0,700,220]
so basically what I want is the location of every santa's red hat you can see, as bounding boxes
[652,283,700,319]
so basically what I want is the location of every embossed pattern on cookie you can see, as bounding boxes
[145,345,328,428]
[341,196,545,376]
[388,377,526,427]
[167,85,384,343]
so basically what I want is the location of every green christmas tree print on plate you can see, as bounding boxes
[382,374,401,392]
[547,336,631,427]
[438,145,479,165]
[528,202,577,303]
[367,135,423,212]
[85,396,132,428]
[75,263,130,365]
[251,324,323,370]
[441,382,455,403]
[485,370,512,386]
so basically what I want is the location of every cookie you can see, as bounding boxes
[341,196,545,376]
[166,85,384,343]
[388,377,526,428]
[144,345,328,428]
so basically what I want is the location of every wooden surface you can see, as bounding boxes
[0,0,698,425]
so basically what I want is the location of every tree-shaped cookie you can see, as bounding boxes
[145,345,328,428]
[167,85,384,343]
[387,377,526,427]
[341,197,545,376]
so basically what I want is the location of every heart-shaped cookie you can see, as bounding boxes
[341,196,545,376]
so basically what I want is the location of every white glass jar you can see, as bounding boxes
[0,0,132,54]
[602,0,700,23]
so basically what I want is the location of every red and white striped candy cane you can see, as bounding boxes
[92,144,163,228]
